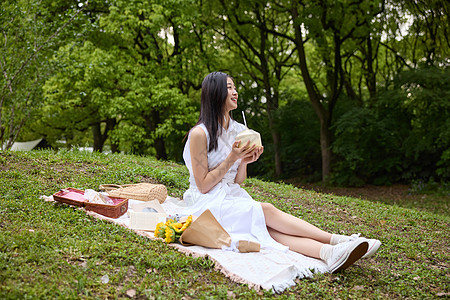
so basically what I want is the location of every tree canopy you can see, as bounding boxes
[2,0,449,185]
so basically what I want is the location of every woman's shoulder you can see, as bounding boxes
[191,125,207,138]
[189,126,208,154]
[191,123,208,136]
[189,125,209,144]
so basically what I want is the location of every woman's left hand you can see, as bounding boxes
[241,146,264,165]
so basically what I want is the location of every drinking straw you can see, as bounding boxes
[242,111,247,127]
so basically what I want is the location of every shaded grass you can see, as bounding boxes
[285,180,450,217]
[1,150,449,299]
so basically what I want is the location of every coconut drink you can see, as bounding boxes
[235,128,262,148]
[235,111,262,148]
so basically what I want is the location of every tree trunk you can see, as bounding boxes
[272,130,282,177]
[152,110,167,160]
[92,119,118,153]
[154,137,167,160]
[366,36,377,98]
[257,20,283,177]
[291,4,332,182]
[263,82,282,177]
[145,110,167,160]
[92,123,104,152]
[110,142,119,153]
[106,118,119,153]
[267,109,282,176]
[320,116,332,182]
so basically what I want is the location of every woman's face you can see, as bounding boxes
[224,77,238,112]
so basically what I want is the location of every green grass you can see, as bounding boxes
[1,150,449,299]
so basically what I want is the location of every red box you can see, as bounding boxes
[52,188,128,218]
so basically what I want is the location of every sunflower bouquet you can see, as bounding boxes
[154,215,193,243]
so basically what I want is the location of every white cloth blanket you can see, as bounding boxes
[43,195,328,293]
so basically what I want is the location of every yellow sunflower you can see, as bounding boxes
[154,222,166,239]
[180,215,193,232]
[164,226,176,243]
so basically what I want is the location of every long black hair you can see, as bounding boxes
[197,71,232,152]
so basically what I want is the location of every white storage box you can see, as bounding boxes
[128,200,167,231]
[129,211,167,231]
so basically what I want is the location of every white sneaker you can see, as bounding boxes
[327,238,368,273]
[348,234,381,258]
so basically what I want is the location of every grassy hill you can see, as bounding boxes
[0,150,448,299]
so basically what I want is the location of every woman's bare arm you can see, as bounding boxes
[235,146,263,184]
[190,127,254,193]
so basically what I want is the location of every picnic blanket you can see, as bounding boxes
[42,195,328,293]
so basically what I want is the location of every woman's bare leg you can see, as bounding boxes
[261,203,332,244]
[268,228,323,258]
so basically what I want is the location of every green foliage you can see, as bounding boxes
[332,107,403,186]
[0,0,51,147]
[0,0,89,149]
[332,66,450,185]
[253,92,322,181]
[409,178,450,198]
[4,0,450,187]
[396,0,450,66]
[39,0,203,158]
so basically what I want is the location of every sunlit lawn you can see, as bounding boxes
[1,150,448,299]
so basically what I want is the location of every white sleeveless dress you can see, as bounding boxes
[182,120,288,252]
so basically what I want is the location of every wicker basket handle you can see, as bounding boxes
[99,184,123,192]
[99,184,141,192]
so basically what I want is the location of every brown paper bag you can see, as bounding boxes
[237,240,261,253]
[179,209,231,248]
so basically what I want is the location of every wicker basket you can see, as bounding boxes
[53,188,86,207]
[84,199,128,219]
[52,188,128,219]
[99,183,168,204]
